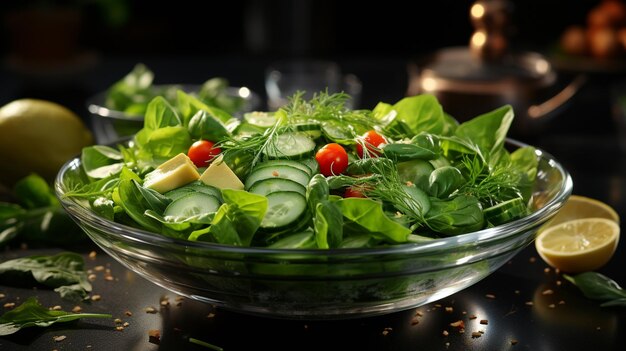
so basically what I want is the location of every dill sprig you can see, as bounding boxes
[363,158,427,225]
[284,91,377,135]
[457,155,522,207]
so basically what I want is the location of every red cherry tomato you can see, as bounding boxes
[344,186,367,198]
[315,143,349,176]
[356,130,387,158]
[188,140,221,168]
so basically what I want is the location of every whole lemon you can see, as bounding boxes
[0,99,93,186]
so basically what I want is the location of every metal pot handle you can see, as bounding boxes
[527,74,587,119]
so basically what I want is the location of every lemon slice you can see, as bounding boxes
[535,218,620,273]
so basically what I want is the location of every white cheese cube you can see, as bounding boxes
[199,155,244,190]
[143,153,200,193]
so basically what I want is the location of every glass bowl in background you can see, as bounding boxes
[87,85,262,144]
[55,140,572,320]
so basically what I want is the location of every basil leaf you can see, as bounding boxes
[0,297,111,336]
[81,145,124,179]
[564,272,626,305]
[0,252,92,301]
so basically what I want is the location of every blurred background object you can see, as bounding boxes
[0,0,625,140]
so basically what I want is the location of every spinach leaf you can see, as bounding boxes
[564,272,626,307]
[0,252,92,301]
[454,105,513,164]
[337,198,411,244]
[117,169,163,232]
[306,174,329,212]
[81,145,124,179]
[189,190,267,246]
[143,96,183,130]
[187,109,230,141]
[314,201,343,249]
[177,90,233,124]
[0,297,111,336]
[390,94,448,135]
[427,166,465,198]
[425,195,484,235]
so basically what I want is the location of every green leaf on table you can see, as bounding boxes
[564,272,626,307]
[0,297,111,336]
[13,173,58,209]
[0,252,92,301]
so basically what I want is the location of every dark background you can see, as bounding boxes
[0,0,622,138]
[0,0,599,58]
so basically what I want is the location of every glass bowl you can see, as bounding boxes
[55,140,572,320]
[86,85,262,144]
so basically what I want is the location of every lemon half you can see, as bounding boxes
[542,195,620,230]
[0,99,93,185]
[535,217,620,273]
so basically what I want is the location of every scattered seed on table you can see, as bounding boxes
[91,295,101,301]
[548,304,556,309]
[123,322,130,327]
[480,319,488,325]
[485,294,496,299]
[88,251,97,259]
[558,300,566,305]
[4,302,15,309]
[469,314,477,320]
[125,310,133,316]
[471,332,482,338]
[207,312,216,319]
[445,307,453,313]
[544,268,551,273]
[115,326,124,331]
[529,257,536,263]
[50,305,62,311]
[114,318,123,324]
[94,265,105,272]
[53,335,66,342]
[145,307,157,314]
[511,339,519,345]
[72,306,82,313]
[0,293,5,299]
[148,330,161,344]
[542,289,554,295]
[442,330,449,336]
[525,301,534,306]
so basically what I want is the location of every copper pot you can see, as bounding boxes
[406,0,585,137]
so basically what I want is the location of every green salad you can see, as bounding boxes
[104,63,246,116]
[64,91,538,249]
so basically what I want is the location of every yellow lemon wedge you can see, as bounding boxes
[535,218,620,273]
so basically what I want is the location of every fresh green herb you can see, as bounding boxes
[188,337,224,351]
[0,252,92,301]
[0,297,111,336]
[105,63,245,115]
[0,174,85,246]
[564,272,626,307]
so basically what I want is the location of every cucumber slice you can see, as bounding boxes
[245,165,310,189]
[248,178,307,197]
[263,132,316,159]
[244,111,277,128]
[163,192,221,218]
[253,159,312,177]
[299,158,320,175]
[484,197,529,226]
[261,191,307,229]
[164,181,222,201]
[294,122,322,139]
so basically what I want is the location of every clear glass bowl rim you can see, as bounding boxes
[55,138,572,258]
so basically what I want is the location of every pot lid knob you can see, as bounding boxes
[469,0,511,62]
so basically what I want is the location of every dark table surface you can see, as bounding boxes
[1,55,625,350]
